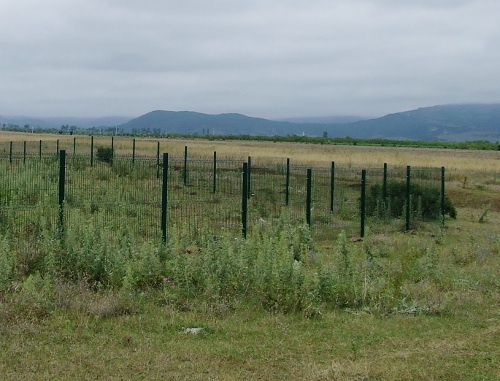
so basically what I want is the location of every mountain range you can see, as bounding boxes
[2,104,499,142]
[117,104,500,142]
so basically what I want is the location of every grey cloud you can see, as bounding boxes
[1,0,499,118]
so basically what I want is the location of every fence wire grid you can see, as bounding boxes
[1,147,446,244]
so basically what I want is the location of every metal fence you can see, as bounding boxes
[0,142,446,244]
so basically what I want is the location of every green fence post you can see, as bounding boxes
[213,151,217,194]
[330,161,335,213]
[247,156,252,198]
[161,153,169,243]
[90,136,94,167]
[285,158,290,206]
[441,167,445,226]
[156,141,160,179]
[59,150,66,232]
[406,165,411,231]
[23,141,26,164]
[56,139,59,155]
[306,168,312,227]
[361,169,366,238]
[183,145,188,186]
[73,137,76,155]
[132,138,136,164]
[111,136,114,163]
[242,162,248,238]
[9,141,13,163]
[39,140,42,160]
[383,163,388,202]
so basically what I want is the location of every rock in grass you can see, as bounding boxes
[184,328,204,335]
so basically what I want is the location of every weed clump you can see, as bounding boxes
[96,146,113,164]
[366,181,457,220]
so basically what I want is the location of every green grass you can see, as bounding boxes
[0,209,498,379]
[0,146,498,380]
[0,287,497,380]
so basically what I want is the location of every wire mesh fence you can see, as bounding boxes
[0,143,447,244]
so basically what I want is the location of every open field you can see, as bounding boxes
[0,131,499,380]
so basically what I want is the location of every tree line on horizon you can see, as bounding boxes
[1,122,498,151]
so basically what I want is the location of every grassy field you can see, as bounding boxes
[0,132,499,380]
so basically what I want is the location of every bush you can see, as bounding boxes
[96,146,113,164]
[366,181,456,220]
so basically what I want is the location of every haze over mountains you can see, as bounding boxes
[2,104,499,142]
[116,104,500,142]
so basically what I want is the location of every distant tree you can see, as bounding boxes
[323,131,328,138]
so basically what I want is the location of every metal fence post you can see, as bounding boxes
[90,136,94,167]
[23,141,26,164]
[383,163,388,202]
[132,138,136,164]
[406,165,411,231]
[73,137,76,155]
[156,141,160,179]
[56,139,59,155]
[306,168,312,227]
[361,169,366,238]
[285,158,290,206]
[242,162,248,238]
[161,153,169,243]
[213,151,217,194]
[441,166,445,226]
[330,161,335,213]
[183,145,188,186]
[9,141,13,163]
[59,150,66,232]
[39,140,42,160]
[247,156,252,198]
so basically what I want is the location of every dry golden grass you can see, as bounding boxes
[1,131,499,205]
[1,131,498,171]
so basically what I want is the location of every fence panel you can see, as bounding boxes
[65,155,162,240]
[166,155,243,239]
[1,146,447,244]
[0,157,59,238]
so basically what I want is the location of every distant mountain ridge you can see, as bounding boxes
[118,104,500,142]
[2,104,499,142]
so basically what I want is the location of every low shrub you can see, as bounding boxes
[366,181,457,220]
[96,146,113,164]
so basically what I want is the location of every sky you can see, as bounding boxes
[1,0,500,119]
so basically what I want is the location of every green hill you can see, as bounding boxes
[118,104,500,142]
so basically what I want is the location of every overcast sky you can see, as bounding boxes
[1,0,499,119]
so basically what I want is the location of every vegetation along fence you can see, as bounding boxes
[0,139,453,245]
